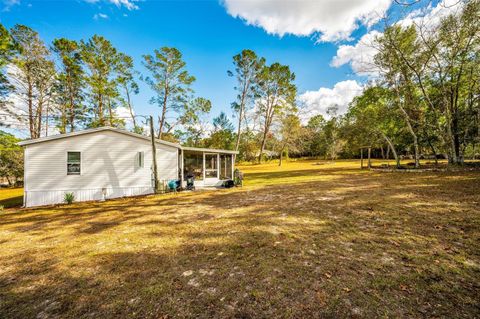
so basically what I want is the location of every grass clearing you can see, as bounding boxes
[0,160,479,318]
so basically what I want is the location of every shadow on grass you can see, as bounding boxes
[0,195,23,209]
[0,169,479,318]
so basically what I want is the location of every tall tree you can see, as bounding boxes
[213,111,234,132]
[115,52,140,133]
[52,38,85,133]
[0,23,16,111]
[277,113,302,166]
[346,86,405,168]
[166,96,211,135]
[0,130,23,186]
[376,25,422,168]
[305,115,328,158]
[143,47,195,138]
[173,97,212,146]
[256,62,296,162]
[8,25,56,138]
[80,35,119,127]
[206,112,235,150]
[324,106,345,161]
[228,49,265,151]
[375,0,480,164]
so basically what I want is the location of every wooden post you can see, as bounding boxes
[231,154,235,180]
[368,147,372,169]
[217,153,220,179]
[202,152,206,182]
[180,149,184,188]
[150,116,159,193]
[360,148,364,169]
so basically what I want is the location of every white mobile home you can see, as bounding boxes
[18,127,238,207]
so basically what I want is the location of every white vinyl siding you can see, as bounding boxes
[24,130,178,207]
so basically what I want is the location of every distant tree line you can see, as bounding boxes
[226,0,479,165]
[0,0,479,169]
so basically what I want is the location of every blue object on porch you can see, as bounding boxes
[168,180,180,191]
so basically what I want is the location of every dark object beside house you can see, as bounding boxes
[223,180,234,188]
[234,169,243,187]
[186,174,195,191]
[168,180,181,192]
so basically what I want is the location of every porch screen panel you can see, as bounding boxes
[184,153,203,181]
[205,154,218,178]
[220,155,232,179]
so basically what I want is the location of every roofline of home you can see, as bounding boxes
[17,126,181,149]
[17,126,238,154]
[182,146,239,155]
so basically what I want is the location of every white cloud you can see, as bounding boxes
[222,0,392,42]
[114,106,134,127]
[298,80,363,122]
[85,0,139,11]
[330,0,464,76]
[109,0,138,10]
[93,13,109,20]
[397,0,464,30]
[1,0,20,11]
[330,30,381,76]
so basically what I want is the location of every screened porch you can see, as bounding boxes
[180,148,236,187]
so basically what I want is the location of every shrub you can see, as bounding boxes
[64,192,75,204]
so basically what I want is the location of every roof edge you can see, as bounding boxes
[16,126,238,154]
[182,146,239,154]
[17,126,181,149]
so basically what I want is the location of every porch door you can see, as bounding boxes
[204,153,219,185]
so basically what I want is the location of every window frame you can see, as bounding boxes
[67,151,81,176]
[137,151,144,168]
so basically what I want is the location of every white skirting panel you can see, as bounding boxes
[193,178,225,188]
[25,186,154,207]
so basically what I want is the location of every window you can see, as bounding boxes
[137,151,144,168]
[67,152,81,175]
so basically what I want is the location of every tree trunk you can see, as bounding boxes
[381,132,400,168]
[68,73,75,132]
[396,94,420,168]
[98,94,104,126]
[235,106,243,152]
[108,98,114,127]
[279,148,283,166]
[125,86,137,129]
[427,139,439,165]
[259,129,268,163]
[36,100,43,139]
[45,104,49,137]
[158,85,169,139]
[235,85,248,152]
[27,80,35,138]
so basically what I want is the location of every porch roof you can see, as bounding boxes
[182,146,239,155]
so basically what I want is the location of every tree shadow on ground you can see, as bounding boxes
[0,169,479,318]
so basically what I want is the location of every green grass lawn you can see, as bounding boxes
[0,160,479,318]
[0,188,23,208]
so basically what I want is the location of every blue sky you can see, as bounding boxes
[0,0,454,132]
